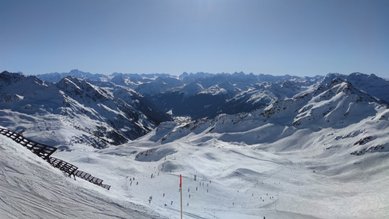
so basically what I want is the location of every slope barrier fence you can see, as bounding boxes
[0,128,111,190]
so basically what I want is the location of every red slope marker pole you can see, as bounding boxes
[180,174,183,219]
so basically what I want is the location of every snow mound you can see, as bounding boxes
[159,160,182,172]
[135,147,177,162]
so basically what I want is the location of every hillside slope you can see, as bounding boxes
[0,133,164,219]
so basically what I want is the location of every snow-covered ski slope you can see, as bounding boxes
[0,134,165,219]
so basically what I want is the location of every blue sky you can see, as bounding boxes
[1,0,388,77]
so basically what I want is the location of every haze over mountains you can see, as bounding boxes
[1,70,389,218]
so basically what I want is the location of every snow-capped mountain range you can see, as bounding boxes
[1,70,389,218]
[36,70,389,119]
[2,70,389,149]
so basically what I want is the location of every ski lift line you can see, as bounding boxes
[0,128,111,190]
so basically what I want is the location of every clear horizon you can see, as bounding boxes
[1,0,388,77]
[4,69,387,80]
